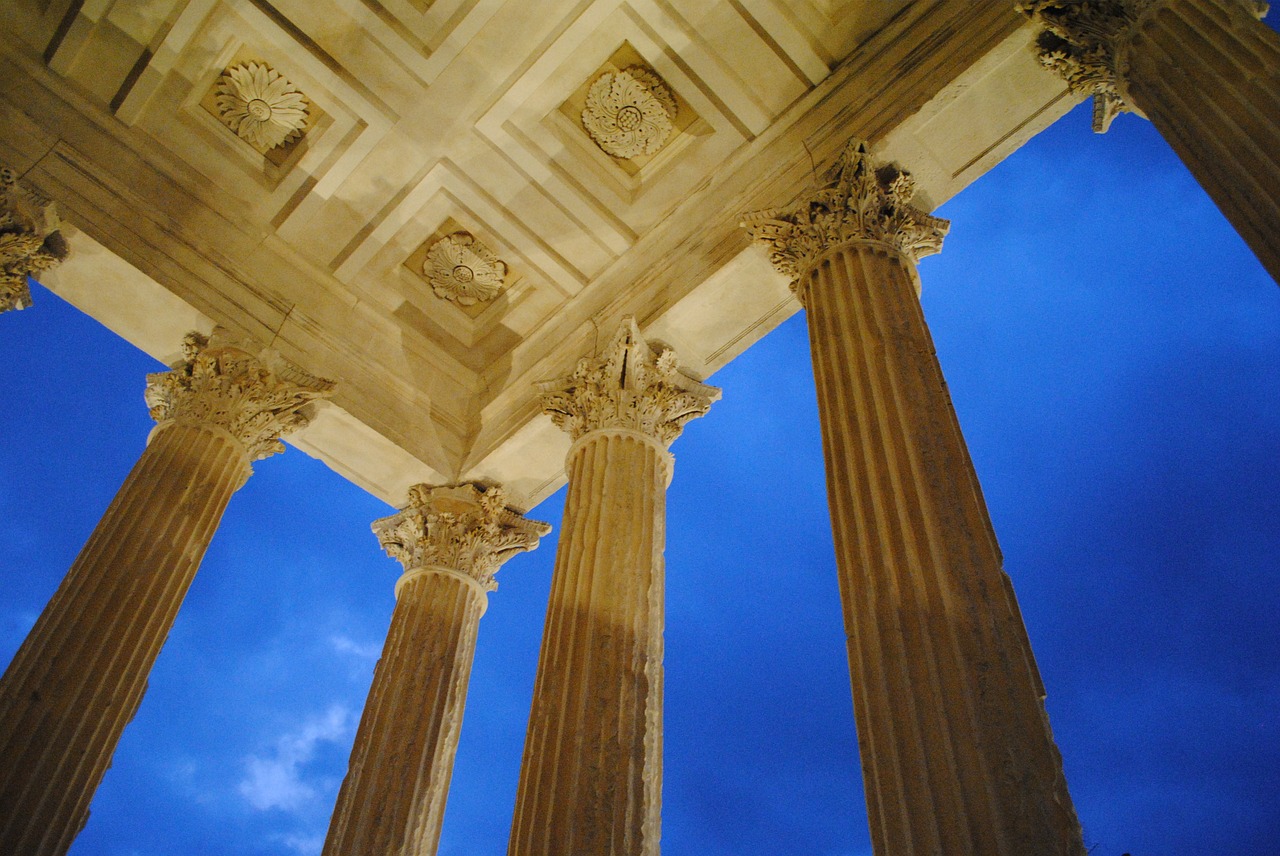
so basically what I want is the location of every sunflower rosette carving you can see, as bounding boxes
[215,61,310,151]
[424,232,506,306]
[581,66,677,159]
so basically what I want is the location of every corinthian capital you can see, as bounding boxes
[372,483,550,591]
[144,329,335,461]
[1017,0,1158,132]
[538,318,720,447]
[0,168,70,313]
[741,140,948,294]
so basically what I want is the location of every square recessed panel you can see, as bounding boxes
[333,162,577,360]
[401,217,523,320]
[474,1,758,240]
[558,42,707,177]
[112,0,393,225]
[197,51,328,168]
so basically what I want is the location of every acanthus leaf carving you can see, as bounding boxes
[215,61,310,151]
[1019,0,1270,133]
[371,483,550,591]
[1017,0,1152,133]
[740,140,949,297]
[0,168,70,313]
[144,329,335,462]
[538,318,719,447]
[581,66,677,159]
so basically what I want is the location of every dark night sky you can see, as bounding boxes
[2,62,1279,856]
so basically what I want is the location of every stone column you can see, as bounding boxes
[743,141,1084,856]
[507,319,719,856]
[323,483,549,856]
[0,330,332,856]
[1020,0,1280,284]
[0,167,70,312]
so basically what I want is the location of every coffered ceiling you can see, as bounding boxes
[0,0,1075,509]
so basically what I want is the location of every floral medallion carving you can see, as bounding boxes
[581,66,677,159]
[539,318,719,447]
[423,232,506,306]
[145,329,335,462]
[372,483,550,590]
[741,140,949,297]
[0,168,69,313]
[215,61,310,151]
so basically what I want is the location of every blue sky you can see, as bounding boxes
[3,87,1279,855]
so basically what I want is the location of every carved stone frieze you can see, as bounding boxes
[0,168,70,313]
[372,483,550,590]
[741,139,949,295]
[215,61,310,151]
[423,232,506,305]
[538,318,720,447]
[581,66,677,159]
[144,329,335,461]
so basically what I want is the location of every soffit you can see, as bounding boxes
[0,0,1071,509]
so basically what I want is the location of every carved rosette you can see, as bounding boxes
[372,483,550,591]
[538,318,720,447]
[741,140,949,296]
[581,66,677,159]
[0,168,70,313]
[144,329,335,462]
[423,232,506,305]
[215,61,310,150]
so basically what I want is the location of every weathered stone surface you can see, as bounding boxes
[746,141,1085,856]
[509,321,717,856]
[742,139,948,298]
[0,332,330,856]
[323,483,547,856]
[146,328,335,462]
[0,166,68,312]
[1022,0,1280,284]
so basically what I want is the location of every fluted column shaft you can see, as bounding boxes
[324,481,546,856]
[803,242,1081,855]
[509,318,717,856]
[0,421,249,855]
[744,140,1082,856]
[1124,0,1280,282]
[323,569,485,855]
[0,329,332,856]
[1023,0,1280,284]
[509,428,669,856]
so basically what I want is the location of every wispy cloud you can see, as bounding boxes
[329,634,382,660]
[275,831,326,856]
[238,705,353,812]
